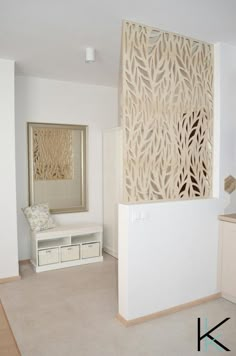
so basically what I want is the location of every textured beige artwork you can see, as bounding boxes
[33,127,73,180]
[121,21,213,202]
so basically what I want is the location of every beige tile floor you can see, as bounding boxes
[0,253,236,356]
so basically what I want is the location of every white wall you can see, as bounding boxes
[15,76,118,260]
[0,59,19,279]
[218,43,236,211]
[119,199,223,320]
[103,127,122,258]
[118,43,236,321]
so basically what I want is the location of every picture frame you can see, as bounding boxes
[27,122,88,214]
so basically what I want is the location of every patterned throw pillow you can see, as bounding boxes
[22,203,56,232]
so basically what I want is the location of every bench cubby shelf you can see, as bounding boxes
[31,223,103,273]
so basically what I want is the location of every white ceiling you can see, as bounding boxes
[0,0,236,87]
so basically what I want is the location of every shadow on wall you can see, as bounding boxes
[224,190,236,213]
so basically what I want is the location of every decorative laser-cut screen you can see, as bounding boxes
[121,21,213,202]
[33,127,73,180]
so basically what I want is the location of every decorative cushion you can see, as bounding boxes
[22,203,56,232]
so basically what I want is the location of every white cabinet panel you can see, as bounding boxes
[221,222,236,299]
[61,245,80,262]
[38,248,59,266]
[82,243,100,259]
[103,128,122,259]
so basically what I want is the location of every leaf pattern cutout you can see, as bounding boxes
[121,21,213,202]
[33,127,73,180]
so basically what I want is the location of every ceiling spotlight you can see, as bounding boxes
[85,47,96,63]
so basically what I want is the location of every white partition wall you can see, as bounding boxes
[118,43,236,321]
[118,199,222,320]
[0,59,19,280]
[103,128,122,258]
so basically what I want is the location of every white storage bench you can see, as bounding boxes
[30,223,103,272]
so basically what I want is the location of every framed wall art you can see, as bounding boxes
[27,122,88,213]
